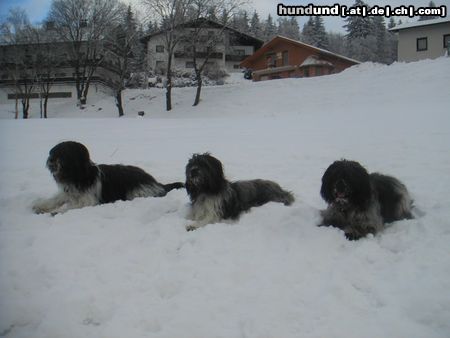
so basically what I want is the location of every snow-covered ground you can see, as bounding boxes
[0,58,449,338]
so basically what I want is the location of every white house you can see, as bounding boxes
[0,41,120,105]
[389,17,450,62]
[141,19,264,74]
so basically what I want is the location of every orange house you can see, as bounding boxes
[240,35,360,81]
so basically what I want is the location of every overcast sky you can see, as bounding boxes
[0,0,444,33]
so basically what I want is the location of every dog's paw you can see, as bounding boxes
[32,204,48,214]
[186,224,199,231]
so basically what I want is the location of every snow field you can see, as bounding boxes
[0,57,450,337]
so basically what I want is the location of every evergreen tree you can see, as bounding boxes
[262,14,277,41]
[232,10,249,32]
[288,17,300,40]
[314,16,328,49]
[372,16,387,63]
[387,17,396,29]
[419,1,438,20]
[343,0,372,39]
[277,17,300,40]
[249,11,262,38]
[301,16,316,45]
[327,32,347,56]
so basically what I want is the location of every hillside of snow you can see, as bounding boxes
[0,58,450,338]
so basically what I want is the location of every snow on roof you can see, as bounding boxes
[389,17,450,31]
[299,55,334,68]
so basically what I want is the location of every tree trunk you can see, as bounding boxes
[14,96,19,119]
[193,71,202,106]
[165,53,173,111]
[21,98,29,119]
[39,92,43,119]
[115,90,124,117]
[43,96,49,118]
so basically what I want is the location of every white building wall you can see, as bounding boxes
[146,29,258,74]
[398,22,450,62]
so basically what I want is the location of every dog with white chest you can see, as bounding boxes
[184,153,294,230]
[32,141,184,214]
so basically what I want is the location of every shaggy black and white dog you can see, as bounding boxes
[32,141,184,214]
[319,159,413,240]
[184,153,294,230]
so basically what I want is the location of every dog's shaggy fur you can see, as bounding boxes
[319,159,413,240]
[32,141,184,214]
[185,153,294,230]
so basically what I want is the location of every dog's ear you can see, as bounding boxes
[320,161,340,203]
[346,161,372,209]
[203,153,225,180]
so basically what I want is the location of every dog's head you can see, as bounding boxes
[47,141,97,189]
[185,153,227,200]
[320,159,372,211]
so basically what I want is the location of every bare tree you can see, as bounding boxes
[47,0,121,106]
[0,7,35,119]
[183,0,243,106]
[142,0,195,111]
[106,4,144,116]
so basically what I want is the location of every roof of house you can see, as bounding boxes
[240,35,360,68]
[140,18,264,46]
[389,17,450,32]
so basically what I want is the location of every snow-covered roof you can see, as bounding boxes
[299,56,334,68]
[389,17,450,31]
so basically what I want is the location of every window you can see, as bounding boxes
[417,37,427,51]
[304,67,309,77]
[235,49,245,56]
[444,34,450,49]
[316,67,322,76]
[233,64,240,69]
[282,51,288,66]
[156,45,164,53]
[266,54,276,67]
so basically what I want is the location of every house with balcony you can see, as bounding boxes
[140,19,264,74]
[240,35,359,81]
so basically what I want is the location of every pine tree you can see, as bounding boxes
[419,1,438,20]
[288,17,300,40]
[263,14,277,41]
[278,17,300,40]
[387,17,396,29]
[372,16,387,63]
[314,16,328,49]
[249,11,262,38]
[232,10,249,33]
[343,0,372,39]
[301,16,316,45]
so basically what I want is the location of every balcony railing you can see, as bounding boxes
[174,51,223,59]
